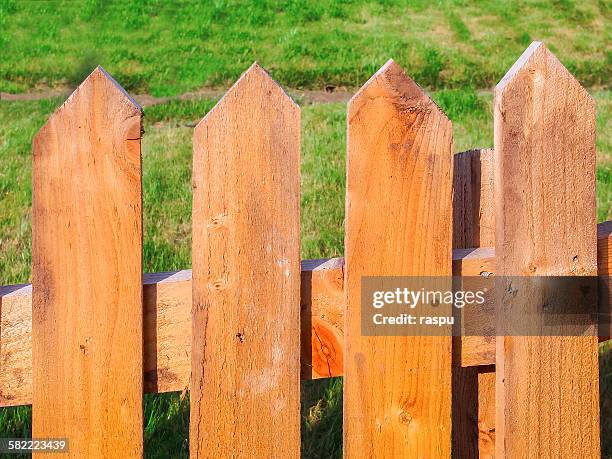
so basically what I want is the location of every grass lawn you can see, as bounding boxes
[1,85,611,457]
[1,0,609,95]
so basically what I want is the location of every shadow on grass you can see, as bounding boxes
[1,350,610,458]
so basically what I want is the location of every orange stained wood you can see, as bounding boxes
[452,148,494,250]
[300,258,344,380]
[31,67,143,458]
[2,236,611,407]
[452,149,496,369]
[344,60,453,458]
[477,368,496,458]
[451,148,496,458]
[190,63,301,458]
[494,42,600,458]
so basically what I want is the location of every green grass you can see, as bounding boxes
[1,0,610,95]
[0,88,610,456]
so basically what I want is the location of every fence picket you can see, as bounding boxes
[344,60,453,457]
[31,67,143,457]
[494,42,600,457]
[190,63,301,458]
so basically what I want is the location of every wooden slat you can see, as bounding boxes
[0,284,31,406]
[344,60,453,457]
[452,148,495,249]
[300,258,344,380]
[451,365,479,458]
[190,64,300,458]
[494,42,600,457]
[451,148,495,458]
[31,67,143,457]
[449,365,495,459]
[2,233,611,407]
[477,367,496,458]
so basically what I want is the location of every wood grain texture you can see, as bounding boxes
[453,148,495,249]
[31,67,143,458]
[0,259,343,407]
[143,271,192,394]
[451,148,495,458]
[190,63,300,458]
[452,149,497,368]
[0,284,31,407]
[477,367,496,458]
[494,42,600,458]
[450,232,610,368]
[2,240,610,406]
[344,60,453,458]
[300,258,344,379]
[3,244,610,406]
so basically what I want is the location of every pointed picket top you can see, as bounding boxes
[494,41,599,457]
[47,66,140,121]
[195,62,298,131]
[31,66,143,454]
[34,66,141,147]
[191,62,301,455]
[496,41,592,105]
[344,59,453,456]
[89,65,142,110]
[349,59,448,122]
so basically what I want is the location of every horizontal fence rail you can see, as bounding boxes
[0,41,607,458]
[2,226,611,408]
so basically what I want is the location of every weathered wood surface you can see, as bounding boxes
[31,67,143,457]
[0,259,343,407]
[495,42,600,458]
[190,64,301,458]
[344,60,453,458]
[2,233,610,407]
[0,284,31,406]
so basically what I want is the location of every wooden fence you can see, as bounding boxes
[0,41,609,458]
